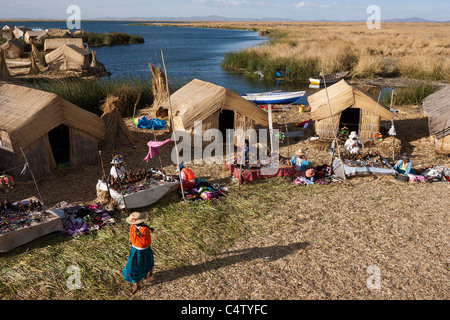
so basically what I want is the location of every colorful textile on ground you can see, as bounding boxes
[420,165,450,182]
[143,138,172,162]
[176,178,229,201]
[122,245,154,283]
[0,199,48,234]
[109,168,175,195]
[135,116,166,130]
[53,201,119,238]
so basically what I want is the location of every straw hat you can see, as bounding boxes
[296,148,306,156]
[126,212,146,225]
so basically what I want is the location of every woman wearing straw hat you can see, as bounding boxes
[110,154,126,179]
[122,211,155,295]
[290,148,310,174]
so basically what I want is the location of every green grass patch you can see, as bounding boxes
[80,32,144,47]
[0,178,301,299]
[382,83,438,106]
[222,49,320,81]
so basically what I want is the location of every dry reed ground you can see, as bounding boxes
[3,95,450,300]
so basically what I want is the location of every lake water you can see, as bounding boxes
[3,20,314,97]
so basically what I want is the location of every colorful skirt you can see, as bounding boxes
[122,246,154,283]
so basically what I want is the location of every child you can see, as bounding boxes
[122,211,155,295]
[291,148,310,174]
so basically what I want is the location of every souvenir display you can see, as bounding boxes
[340,151,393,169]
[0,198,48,234]
[108,168,175,195]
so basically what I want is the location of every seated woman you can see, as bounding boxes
[110,154,126,179]
[344,131,364,154]
[290,148,310,175]
[176,163,197,191]
[394,153,416,175]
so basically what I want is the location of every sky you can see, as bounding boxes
[0,0,449,21]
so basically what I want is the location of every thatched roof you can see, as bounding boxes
[44,37,83,51]
[309,80,394,121]
[45,44,91,71]
[422,85,450,139]
[0,84,105,152]
[159,79,269,131]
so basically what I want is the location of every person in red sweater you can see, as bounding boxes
[176,163,197,191]
[122,211,155,295]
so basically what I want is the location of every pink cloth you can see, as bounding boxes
[143,138,172,162]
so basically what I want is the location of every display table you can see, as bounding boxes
[0,197,63,253]
[96,180,178,209]
[332,158,396,179]
[225,162,295,183]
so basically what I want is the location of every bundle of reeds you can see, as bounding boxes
[149,63,170,109]
[0,49,10,80]
[99,95,138,152]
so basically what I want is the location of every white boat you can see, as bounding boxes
[309,71,349,86]
[241,90,306,104]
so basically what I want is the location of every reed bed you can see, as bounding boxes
[29,78,154,116]
[80,32,145,47]
[186,21,450,81]
[382,83,438,106]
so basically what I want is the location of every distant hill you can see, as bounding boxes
[2,16,449,23]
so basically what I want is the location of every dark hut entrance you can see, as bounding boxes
[48,124,70,167]
[339,107,360,133]
[219,110,235,135]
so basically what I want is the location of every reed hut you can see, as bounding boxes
[158,79,268,142]
[45,44,91,71]
[44,37,83,52]
[1,39,24,59]
[308,80,394,140]
[0,84,105,179]
[422,85,450,154]
[24,30,48,44]
[12,26,31,39]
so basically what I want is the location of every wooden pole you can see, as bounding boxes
[390,89,396,162]
[321,67,346,180]
[132,90,142,120]
[160,50,186,201]
[98,150,111,196]
[114,165,128,214]
[20,147,44,205]
[369,91,382,152]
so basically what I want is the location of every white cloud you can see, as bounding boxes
[295,2,339,10]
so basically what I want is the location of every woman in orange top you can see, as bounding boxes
[176,163,197,191]
[122,211,155,295]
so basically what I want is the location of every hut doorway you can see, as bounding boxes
[219,110,235,135]
[48,124,70,166]
[339,107,360,133]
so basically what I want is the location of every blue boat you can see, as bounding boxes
[242,90,306,104]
